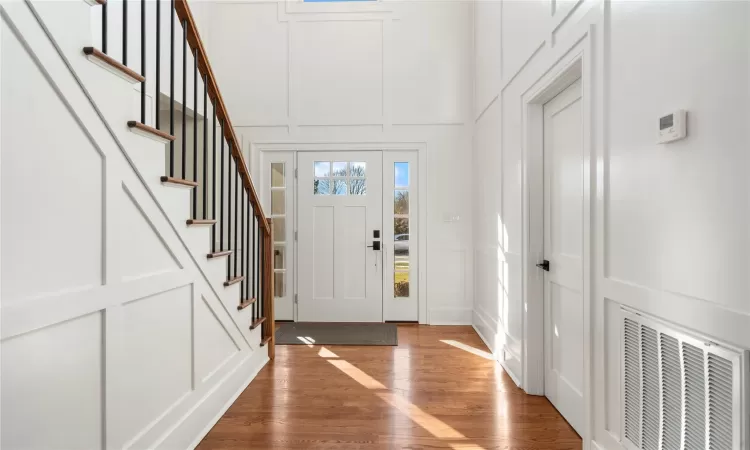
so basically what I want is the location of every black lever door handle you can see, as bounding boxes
[536,260,550,272]
[367,241,381,251]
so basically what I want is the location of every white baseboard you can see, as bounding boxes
[429,306,473,325]
[158,348,269,449]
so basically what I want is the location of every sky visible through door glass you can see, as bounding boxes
[395,162,409,187]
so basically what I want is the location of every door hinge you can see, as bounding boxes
[294,230,298,241]
[294,294,298,304]
[294,168,298,179]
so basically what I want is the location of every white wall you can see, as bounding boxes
[200,0,475,324]
[472,0,750,448]
[1,1,268,448]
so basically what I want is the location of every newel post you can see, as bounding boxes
[264,218,275,359]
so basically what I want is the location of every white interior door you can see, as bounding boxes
[543,78,584,435]
[297,151,383,322]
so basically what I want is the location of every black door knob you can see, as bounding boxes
[536,260,550,272]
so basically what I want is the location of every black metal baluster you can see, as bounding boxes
[240,188,245,301]
[155,0,159,129]
[192,51,198,217]
[122,0,127,65]
[257,223,262,319]
[227,151,233,280]
[181,19,187,180]
[203,75,208,220]
[252,217,257,321]
[211,110,217,253]
[140,0,145,123]
[169,0,175,177]
[234,162,239,279]
[259,227,264,319]
[250,201,253,299]
[102,2,107,53]
[219,129,225,251]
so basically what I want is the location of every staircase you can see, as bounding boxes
[0,0,274,448]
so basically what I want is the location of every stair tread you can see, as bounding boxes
[237,298,257,310]
[224,276,245,287]
[161,176,198,188]
[83,47,144,83]
[260,336,272,347]
[128,121,175,141]
[207,250,232,259]
[250,317,267,330]
[186,219,217,226]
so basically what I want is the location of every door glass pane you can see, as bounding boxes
[314,161,330,177]
[350,178,366,195]
[333,179,347,195]
[394,272,409,298]
[273,217,285,241]
[274,272,286,298]
[394,190,409,214]
[271,190,285,215]
[395,162,409,187]
[351,162,366,177]
[271,163,285,187]
[274,245,285,269]
[332,162,348,177]
[394,241,410,260]
[394,218,409,236]
[314,179,330,195]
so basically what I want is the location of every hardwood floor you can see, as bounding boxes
[197,325,581,450]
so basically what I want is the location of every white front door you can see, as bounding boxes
[297,152,383,322]
[543,78,584,435]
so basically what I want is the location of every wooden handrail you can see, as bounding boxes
[173,0,269,234]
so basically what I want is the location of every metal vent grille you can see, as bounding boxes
[708,353,733,450]
[621,309,745,450]
[624,317,642,446]
[684,342,706,450]
[660,334,681,450]
[641,326,660,450]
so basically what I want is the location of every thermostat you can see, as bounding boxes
[658,110,687,144]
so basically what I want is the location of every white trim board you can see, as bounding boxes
[253,141,429,324]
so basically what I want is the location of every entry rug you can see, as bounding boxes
[275,322,398,346]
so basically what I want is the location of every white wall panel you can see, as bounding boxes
[209,3,288,126]
[1,20,103,305]
[119,185,182,282]
[1,312,104,450]
[195,295,240,384]
[292,20,383,125]
[391,1,471,124]
[473,0,502,119]
[117,286,193,446]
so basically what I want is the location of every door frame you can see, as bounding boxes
[520,37,594,440]
[254,142,428,325]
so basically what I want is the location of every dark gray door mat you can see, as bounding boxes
[275,322,398,346]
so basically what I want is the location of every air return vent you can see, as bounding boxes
[621,308,747,450]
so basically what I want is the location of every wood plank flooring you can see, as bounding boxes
[197,325,581,450]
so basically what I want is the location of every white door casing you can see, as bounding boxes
[297,151,383,322]
[542,78,585,435]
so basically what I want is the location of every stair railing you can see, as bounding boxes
[92,0,275,357]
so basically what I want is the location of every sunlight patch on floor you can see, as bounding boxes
[328,359,387,390]
[376,392,467,440]
[440,340,493,360]
[318,347,338,358]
